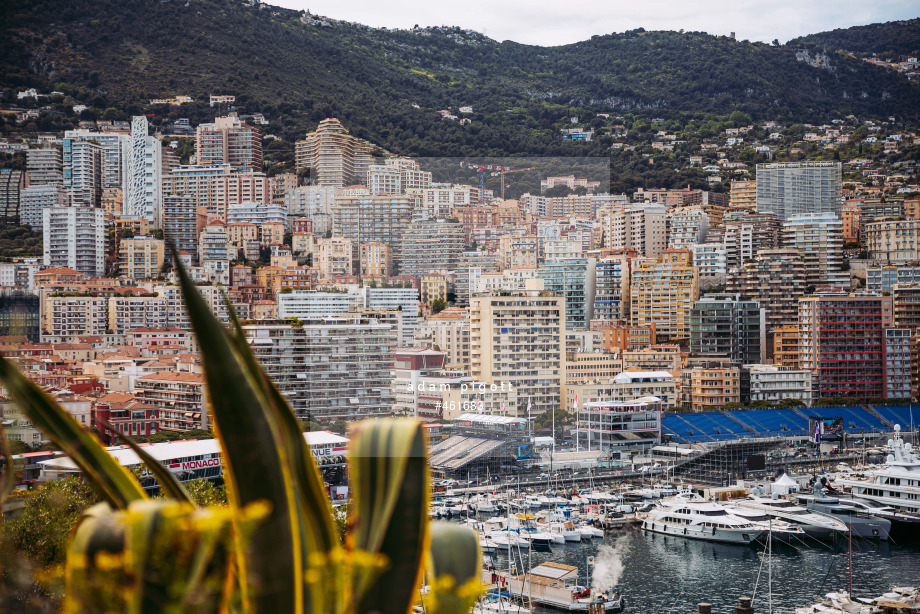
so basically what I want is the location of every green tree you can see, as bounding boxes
[431,298,447,314]
[1,477,99,567]
[148,430,182,443]
[180,429,214,440]
[7,439,33,455]
[183,478,228,507]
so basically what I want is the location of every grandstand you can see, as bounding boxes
[428,436,520,479]
[870,405,918,431]
[662,406,912,444]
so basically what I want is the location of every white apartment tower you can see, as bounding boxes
[125,116,163,227]
[42,206,105,277]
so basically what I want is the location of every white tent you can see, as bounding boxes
[772,473,798,495]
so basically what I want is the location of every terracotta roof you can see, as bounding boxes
[36,267,82,275]
[138,371,204,383]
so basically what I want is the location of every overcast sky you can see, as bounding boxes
[272,0,918,47]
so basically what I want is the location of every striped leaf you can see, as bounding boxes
[225,305,344,612]
[426,523,482,614]
[0,355,146,509]
[348,419,429,614]
[172,249,336,614]
[98,419,193,504]
[66,500,248,614]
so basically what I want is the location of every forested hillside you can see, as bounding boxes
[1,0,918,161]
[790,19,920,59]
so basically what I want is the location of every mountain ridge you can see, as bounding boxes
[1,0,919,158]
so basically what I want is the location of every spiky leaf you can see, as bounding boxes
[348,419,429,614]
[0,356,146,509]
[426,523,482,614]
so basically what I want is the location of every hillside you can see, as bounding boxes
[1,0,919,160]
[790,19,920,59]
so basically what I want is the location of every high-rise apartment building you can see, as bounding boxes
[715,210,781,272]
[773,325,800,368]
[245,318,395,420]
[332,188,412,267]
[592,254,633,323]
[63,130,128,189]
[162,196,202,264]
[455,250,500,307]
[360,241,392,279]
[783,212,847,286]
[0,169,24,220]
[755,161,842,220]
[667,208,709,249]
[692,243,727,277]
[537,258,597,330]
[162,164,269,221]
[799,294,897,401]
[729,180,756,210]
[499,234,538,270]
[195,114,262,171]
[366,158,431,195]
[630,249,698,340]
[602,204,667,258]
[689,294,765,364]
[397,219,466,277]
[124,116,163,226]
[470,290,566,416]
[294,118,374,187]
[42,207,105,277]
[62,138,103,208]
[727,249,808,332]
[25,147,63,185]
[19,185,68,231]
[315,237,353,280]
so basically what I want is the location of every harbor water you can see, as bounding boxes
[484,526,920,613]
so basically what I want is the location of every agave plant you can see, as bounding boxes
[0,253,481,614]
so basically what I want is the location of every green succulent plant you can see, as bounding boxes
[0,252,481,614]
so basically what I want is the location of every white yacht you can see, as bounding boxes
[835,425,920,515]
[725,505,808,543]
[641,499,766,544]
[548,521,583,542]
[734,496,848,540]
[511,514,564,545]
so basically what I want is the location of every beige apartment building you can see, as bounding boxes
[685,366,741,411]
[360,241,392,279]
[294,118,374,187]
[565,352,624,384]
[499,233,538,269]
[630,249,699,340]
[117,236,165,280]
[316,237,354,280]
[729,180,756,210]
[418,307,470,372]
[622,344,683,375]
[568,371,679,410]
[865,219,920,262]
[470,289,566,416]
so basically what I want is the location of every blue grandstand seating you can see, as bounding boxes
[725,409,810,436]
[810,407,886,432]
[661,406,895,444]
[870,406,919,430]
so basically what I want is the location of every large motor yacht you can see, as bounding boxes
[641,499,766,544]
[733,495,848,540]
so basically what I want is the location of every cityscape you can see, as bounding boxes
[1,2,920,613]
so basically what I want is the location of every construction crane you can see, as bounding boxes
[460,161,537,204]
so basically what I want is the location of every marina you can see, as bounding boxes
[474,523,920,613]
